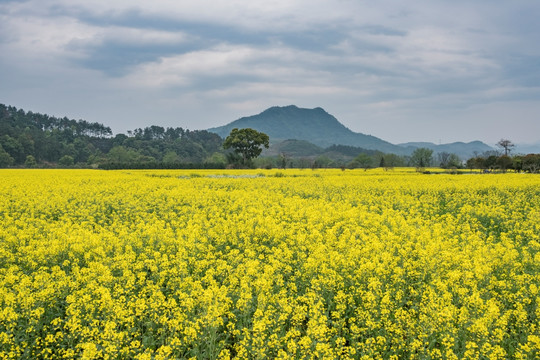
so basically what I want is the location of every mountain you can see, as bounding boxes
[208,105,407,154]
[262,140,378,161]
[208,105,497,158]
[515,143,540,155]
[398,141,494,159]
[263,139,324,157]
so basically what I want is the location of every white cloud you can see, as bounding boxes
[1,0,539,143]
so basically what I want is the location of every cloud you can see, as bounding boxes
[1,0,539,144]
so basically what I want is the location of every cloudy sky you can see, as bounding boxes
[1,0,539,145]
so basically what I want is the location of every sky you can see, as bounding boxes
[1,0,539,146]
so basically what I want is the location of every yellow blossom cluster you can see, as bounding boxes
[0,169,539,359]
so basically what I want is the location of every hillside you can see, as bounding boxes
[262,140,379,163]
[208,105,406,154]
[399,141,494,159]
[262,139,324,157]
[0,103,223,167]
[209,105,497,158]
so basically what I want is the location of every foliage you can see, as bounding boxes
[467,153,540,173]
[58,155,74,167]
[0,145,14,167]
[1,169,540,358]
[223,128,269,166]
[379,153,406,170]
[438,152,462,169]
[325,144,378,157]
[522,154,540,173]
[0,103,224,168]
[348,153,374,170]
[409,147,433,169]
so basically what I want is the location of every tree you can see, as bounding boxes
[25,155,37,167]
[59,155,74,167]
[449,154,462,168]
[205,152,227,166]
[107,146,140,163]
[466,156,485,171]
[496,155,512,172]
[349,153,373,171]
[380,153,405,170]
[485,155,498,170]
[223,128,269,166]
[0,145,14,167]
[162,151,181,164]
[313,155,333,168]
[523,154,540,173]
[438,152,461,169]
[410,148,433,170]
[497,139,515,156]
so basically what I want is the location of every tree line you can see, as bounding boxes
[0,104,225,168]
[2,104,539,172]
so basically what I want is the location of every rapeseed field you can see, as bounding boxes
[0,169,539,359]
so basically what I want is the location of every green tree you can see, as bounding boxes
[485,155,498,170]
[0,145,14,167]
[380,153,405,170]
[25,155,37,167]
[223,128,269,166]
[496,155,512,172]
[447,154,462,168]
[59,155,74,167]
[205,152,227,166]
[107,146,140,163]
[410,148,433,170]
[162,151,181,164]
[349,153,373,171]
[523,154,540,173]
[313,155,333,168]
[1,135,24,164]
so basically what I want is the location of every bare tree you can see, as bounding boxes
[497,139,515,156]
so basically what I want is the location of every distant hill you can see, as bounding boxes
[515,143,540,155]
[208,105,495,158]
[262,140,378,161]
[398,141,494,159]
[263,139,324,157]
[208,105,407,154]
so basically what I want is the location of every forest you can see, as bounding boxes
[0,104,226,169]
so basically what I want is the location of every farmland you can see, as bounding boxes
[1,169,539,359]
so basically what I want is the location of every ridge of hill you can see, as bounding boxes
[208,105,495,158]
[208,105,406,154]
[398,141,494,159]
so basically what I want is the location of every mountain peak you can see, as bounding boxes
[207,105,494,157]
[207,105,401,152]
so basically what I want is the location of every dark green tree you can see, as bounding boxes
[410,148,433,170]
[0,145,14,167]
[522,154,540,173]
[59,155,74,167]
[223,128,269,166]
[496,155,512,172]
[349,153,373,171]
[25,155,37,167]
